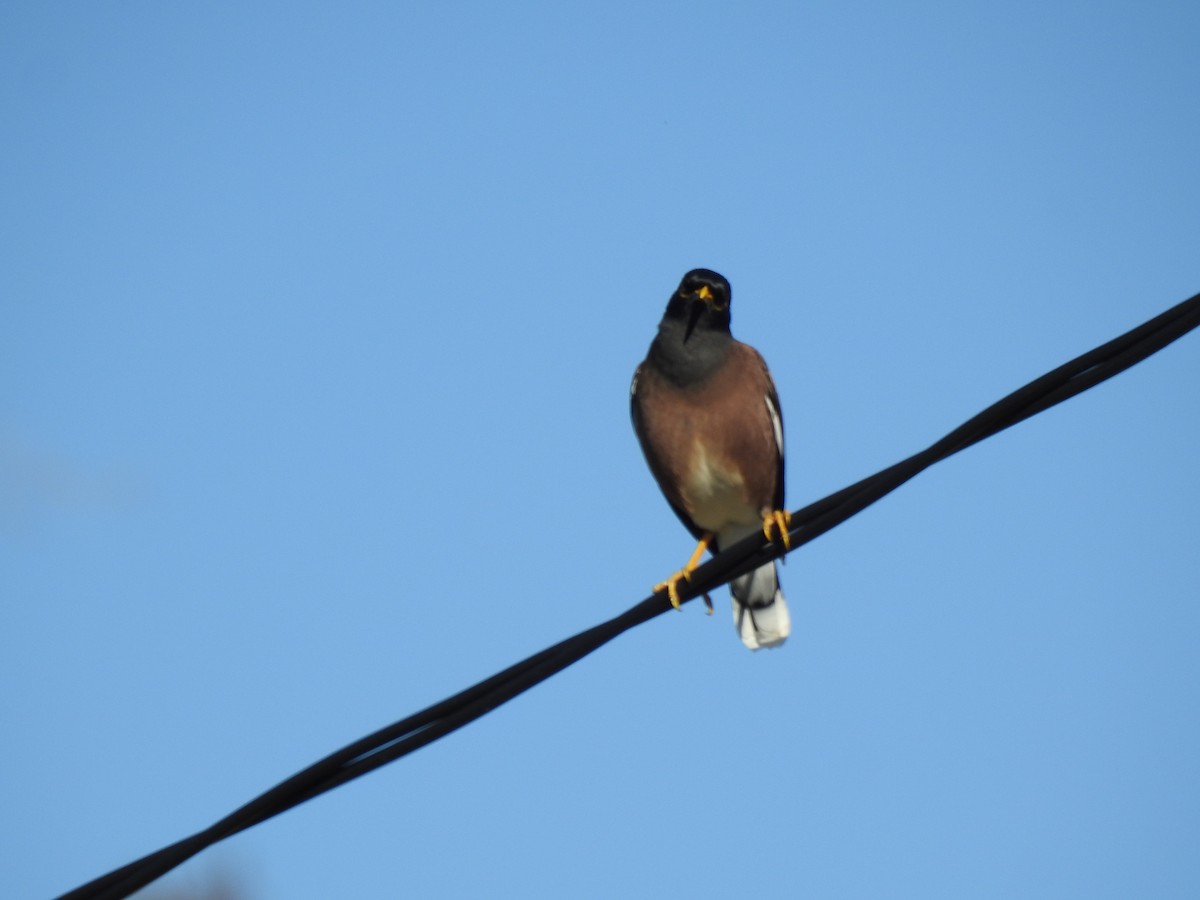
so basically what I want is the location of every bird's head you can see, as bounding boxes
[668,268,732,341]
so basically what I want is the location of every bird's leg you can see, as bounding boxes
[762,509,793,550]
[653,533,714,609]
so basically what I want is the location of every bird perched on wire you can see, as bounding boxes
[631,268,792,650]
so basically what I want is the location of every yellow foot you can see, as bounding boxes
[653,570,691,610]
[652,533,714,609]
[762,509,793,550]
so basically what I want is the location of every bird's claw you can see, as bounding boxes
[653,533,714,611]
[762,509,793,550]
[653,570,691,610]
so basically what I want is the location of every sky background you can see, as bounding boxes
[3,3,1199,898]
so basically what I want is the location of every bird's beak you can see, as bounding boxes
[683,288,710,342]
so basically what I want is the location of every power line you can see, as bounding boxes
[60,290,1200,900]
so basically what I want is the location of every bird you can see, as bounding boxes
[630,268,792,650]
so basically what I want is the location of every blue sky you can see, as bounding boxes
[3,3,1198,898]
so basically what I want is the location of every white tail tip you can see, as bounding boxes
[730,562,790,651]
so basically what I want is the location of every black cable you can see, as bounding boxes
[60,290,1200,900]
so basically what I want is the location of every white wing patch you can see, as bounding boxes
[765,394,784,458]
[630,370,639,397]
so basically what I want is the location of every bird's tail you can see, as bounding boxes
[730,560,790,651]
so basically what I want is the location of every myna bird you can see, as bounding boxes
[631,268,792,650]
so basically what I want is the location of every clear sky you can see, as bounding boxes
[3,3,1198,899]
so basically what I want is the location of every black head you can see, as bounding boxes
[663,268,732,342]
